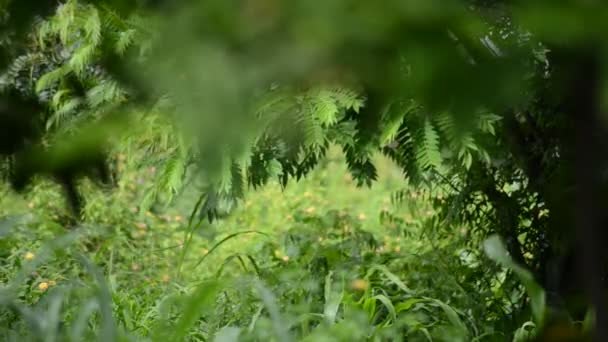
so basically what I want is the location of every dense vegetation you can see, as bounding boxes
[1,0,607,341]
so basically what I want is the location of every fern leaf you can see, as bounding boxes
[84,6,102,46]
[416,119,442,170]
[51,89,72,109]
[378,101,415,146]
[56,0,77,44]
[47,98,82,130]
[86,80,124,107]
[331,87,364,112]
[478,113,501,136]
[69,44,96,75]
[36,66,70,93]
[217,154,233,196]
[310,89,339,126]
[159,152,186,203]
[297,107,325,149]
[116,29,136,55]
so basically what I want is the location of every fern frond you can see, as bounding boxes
[116,29,136,55]
[309,88,339,126]
[84,6,102,46]
[36,66,70,93]
[416,118,442,170]
[477,112,501,135]
[297,106,325,149]
[51,88,72,108]
[86,80,124,107]
[158,152,186,203]
[330,87,363,112]
[69,44,96,75]
[378,101,417,146]
[56,0,77,44]
[47,97,82,130]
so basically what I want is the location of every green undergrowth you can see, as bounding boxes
[0,148,536,341]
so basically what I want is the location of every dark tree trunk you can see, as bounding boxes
[557,47,608,341]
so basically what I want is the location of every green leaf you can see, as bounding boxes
[164,281,220,342]
[323,271,344,324]
[426,298,468,338]
[213,327,241,342]
[395,298,426,313]
[484,235,546,327]
[366,265,413,294]
[372,294,397,325]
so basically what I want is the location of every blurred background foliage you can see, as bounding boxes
[1,0,608,341]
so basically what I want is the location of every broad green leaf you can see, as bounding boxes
[366,265,413,294]
[323,271,344,324]
[484,235,546,327]
[164,281,220,342]
[213,327,241,342]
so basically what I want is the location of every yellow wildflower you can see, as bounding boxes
[304,207,316,214]
[358,213,367,221]
[38,282,49,291]
[24,252,35,261]
[350,279,369,291]
[282,255,289,262]
[134,230,146,238]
